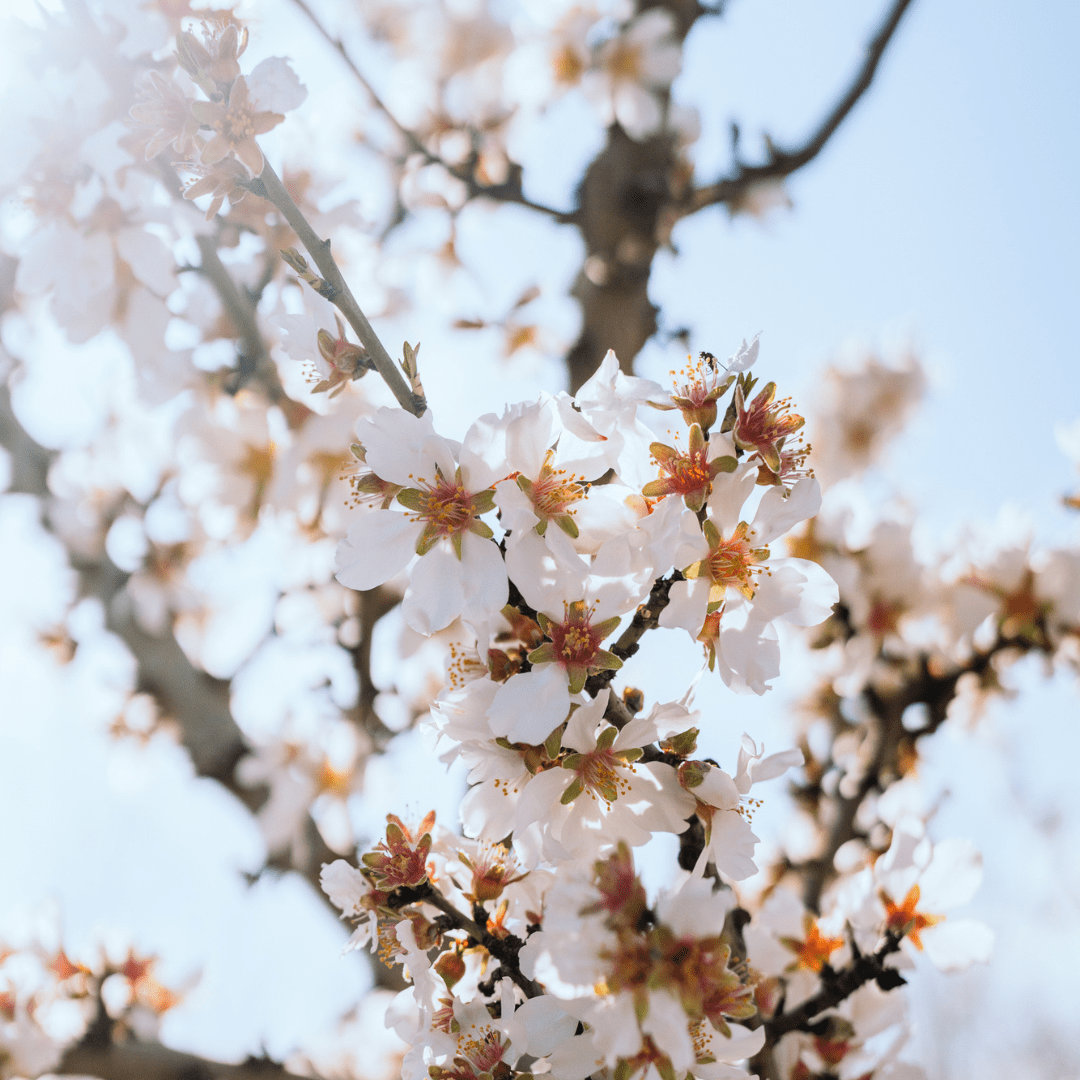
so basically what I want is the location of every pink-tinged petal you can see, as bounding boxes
[461,773,526,839]
[234,136,266,176]
[749,747,804,784]
[695,767,740,810]
[493,477,541,534]
[200,132,232,165]
[504,398,559,475]
[335,510,418,590]
[658,577,710,635]
[920,919,994,971]
[714,619,781,695]
[747,477,822,545]
[358,408,438,485]
[487,664,571,744]
[460,531,509,627]
[403,542,464,634]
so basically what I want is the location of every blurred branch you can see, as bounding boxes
[59,1038,313,1080]
[286,0,570,223]
[193,236,286,404]
[793,624,1043,913]
[684,0,915,216]
[248,162,425,416]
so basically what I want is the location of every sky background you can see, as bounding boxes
[1,1,1078,1078]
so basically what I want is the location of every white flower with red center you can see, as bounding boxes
[335,408,508,634]
[678,735,802,880]
[512,692,695,863]
[732,379,806,475]
[661,475,837,691]
[642,424,739,512]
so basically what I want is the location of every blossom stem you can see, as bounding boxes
[249,162,426,416]
[405,883,545,999]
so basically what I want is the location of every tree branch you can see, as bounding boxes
[762,933,904,1046]
[58,1039,312,1080]
[248,162,425,416]
[194,236,286,405]
[285,0,570,223]
[685,0,915,215]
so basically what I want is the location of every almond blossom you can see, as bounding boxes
[335,408,508,634]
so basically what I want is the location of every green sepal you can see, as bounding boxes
[397,487,426,512]
[560,777,584,804]
[593,616,622,642]
[451,531,463,560]
[469,519,494,540]
[536,611,552,634]
[566,665,588,694]
[596,725,618,751]
[470,488,496,515]
[713,455,738,474]
[415,524,440,556]
[516,474,534,494]
[527,642,557,665]
[617,747,643,763]
[544,726,563,759]
[661,727,699,757]
[555,514,579,538]
[534,519,548,536]
[350,442,366,461]
[591,649,623,672]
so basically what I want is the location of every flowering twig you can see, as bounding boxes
[761,932,904,1046]
[392,882,544,999]
[247,162,426,416]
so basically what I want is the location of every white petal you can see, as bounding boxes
[918,838,983,910]
[641,990,694,1072]
[460,532,509,627]
[657,577,710,635]
[358,408,438,485]
[748,478,821,545]
[403,543,464,634]
[246,56,307,113]
[487,664,571,744]
[920,919,994,971]
[335,511,417,590]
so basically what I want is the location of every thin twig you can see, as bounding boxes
[685,0,915,215]
[286,0,572,223]
[250,161,425,416]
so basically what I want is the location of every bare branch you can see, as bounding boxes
[685,0,915,215]
[248,162,425,416]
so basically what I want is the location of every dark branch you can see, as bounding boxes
[685,0,915,215]
[763,933,904,1045]
[58,1039,312,1080]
